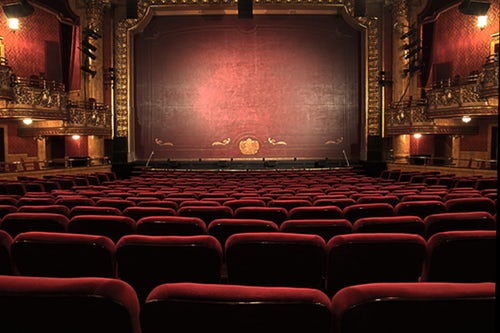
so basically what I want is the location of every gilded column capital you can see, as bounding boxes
[85,0,107,34]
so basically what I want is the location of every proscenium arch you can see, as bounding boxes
[113,1,380,163]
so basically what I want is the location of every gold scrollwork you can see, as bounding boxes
[211,138,231,146]
[154,138,174,146]
[324,137,344,145]
[268,137,287,145]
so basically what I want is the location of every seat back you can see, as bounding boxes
[444,197,496,214]
[177,206,233,225]
[123,206,176,221]
[326,233,426,296]
[233,207,288,226]
[343,203,395,223]
[394,200,446,219]
[18,204,71,216]
[225,232,326,289]
[0,212,69,237]
[287,205,343,220]
[116,235,222,302]
[280,219,352,242]
[0,230,12,275]
[12,231,116,278]
[352,216,425,236]
[424,211,496,239]
[136,216,208,236]
[208,218,279,248]
[68,215,136,243]
[421,230,496,282]
[331,282,495,333]
[142,282,332,333]
[0,276,141,333]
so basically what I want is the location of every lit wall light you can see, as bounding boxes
[477,15,487,30]
[72,135,80,140]
[8,18,19,32]
[22,118,32,125]
[462,115,472,123]
[413,133,422,139]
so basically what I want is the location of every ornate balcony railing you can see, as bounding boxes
[0,75,68,120]
[426,72,497,118]
[478,54,499,98]
[385,99,435,135]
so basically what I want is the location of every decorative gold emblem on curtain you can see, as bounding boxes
[239,137,260,155]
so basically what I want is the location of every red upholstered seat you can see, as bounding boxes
[352,216,425,237]
[421,230,496,282]
[280,219,352,242]
[116,235,222,302]
[55,196,95,209]
[16,197,55,207]
[287,205,344,220]
[233,206,288,226]
[69,205,123,218]
[123,206,176,221]
[342,203,395,223]
[326,233,426,296]
[11,231,116,278]
[177,206,233,225]
[424,211,496,239]
[18,204,70,216]
[223,199,267,210]
[331,282,495,333]
[225,232,326,289]
[68,215,136,243]
[141,282,332,333]
[95,198,136,212]
[0,230,12,275]
[0,275,141,333]
[0,212,69,238]
[136,216,208,236]
[394,200,446,219]
[444,197,496,215]
[208,218,279,248]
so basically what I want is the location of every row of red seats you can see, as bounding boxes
[0,275,494,333]
[0,207,496,241]
[1,228,495,300]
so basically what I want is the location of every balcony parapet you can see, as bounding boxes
[478,54,499,98]
[426,70,497,118]
[0,75,68,120]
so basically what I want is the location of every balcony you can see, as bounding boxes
[0,72,112,138]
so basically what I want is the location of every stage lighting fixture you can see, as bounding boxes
[83,27,102,40]
[2,0,34,19]
[80,66,96,78]
[458,0,490,16]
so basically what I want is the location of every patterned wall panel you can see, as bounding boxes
[0,6,60,78]
[431,1,499,81]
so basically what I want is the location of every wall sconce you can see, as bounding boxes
[413,133,422,139]
[2,0,34,32]
[72,135,80,140]
[22,118,32,125]
[8,18,19,32]
[462,115,472,123]
[477,15,487,29]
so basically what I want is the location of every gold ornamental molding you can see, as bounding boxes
[114,0,379,139]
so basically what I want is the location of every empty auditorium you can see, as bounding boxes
[0,0,496,332]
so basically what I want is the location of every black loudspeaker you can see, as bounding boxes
[458,0,491,15]
[354,0,366,17]
[126,0,138,19]
[1,0,34,18]
[238,0,253,19]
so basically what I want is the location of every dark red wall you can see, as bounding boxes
[134,15,361,160]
